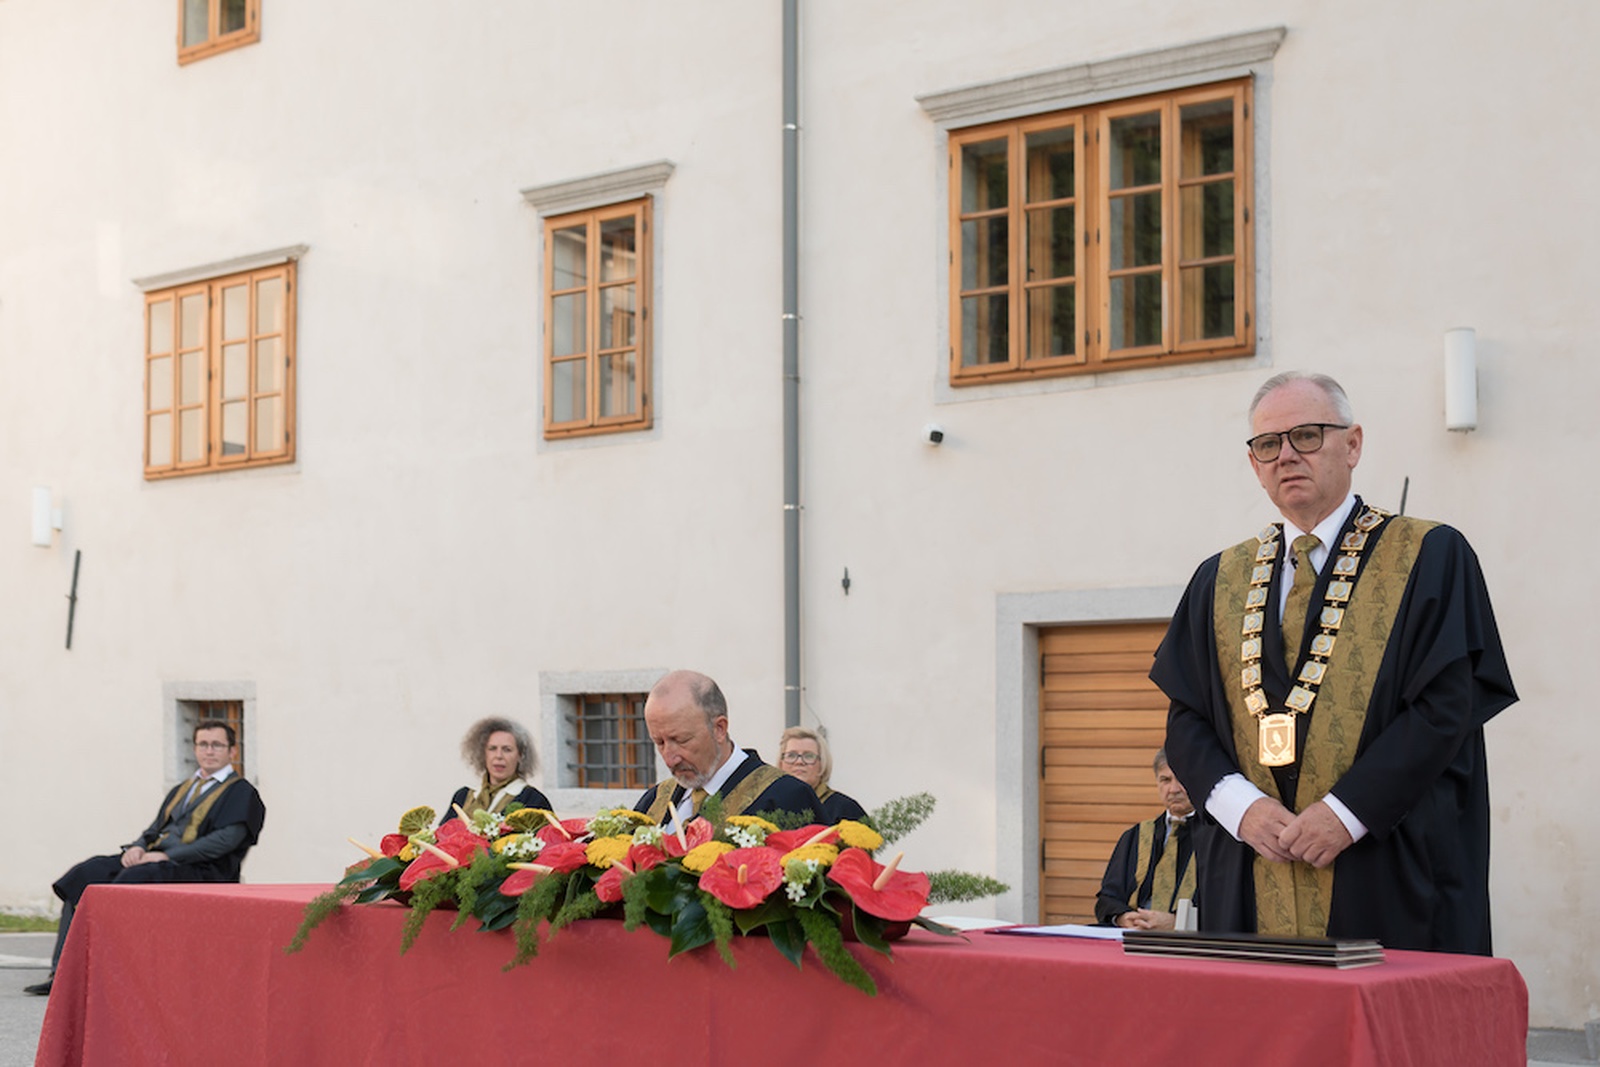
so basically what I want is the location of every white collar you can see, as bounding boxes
[1283,492,1359,555]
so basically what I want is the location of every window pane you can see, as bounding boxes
[182,0,208,46]
[149,413,172,466]
[960,294,1009,367]
[960,138,1008,213]
[599,217,637,282]
[599,352,637,418]
[960,217,1008,290]
[552,293,587,357]
[1026,285,1075,360]
[179,351,205,404]
[600,284,635,350]
[148,357,172,410]
[254,396,283,452]
[551,359,586,423]
[1026,206,1074,281]
[552,227,587,289]
[255,277,283,334]
[148,300,173,354]
[1025,126,1074,202]
[1180,180,1234,260]
[220,0,248,34]
[179,408,205,463]
[1180,263,1236,342]
[221,284,248,341]
[255,336,281,392]
[1109,111,1162,189]
[221,343,247,400]
[1181,99,1234,178]
[221,401,247,455]
[1109,192,1162,269]
[1109,274,1163,350]
[180,293,206,349]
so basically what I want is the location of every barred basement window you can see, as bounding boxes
[567,693,654,789]
[948,78,1253,383]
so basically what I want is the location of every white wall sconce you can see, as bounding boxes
[31,486,63,547]
[1444,327,1478,433]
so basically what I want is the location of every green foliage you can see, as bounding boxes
[548,875,605,935]
[700,892,736,968]
[284,886,355,954]
[449,850,506,931]
[0,913,57,933]
[926,870,1009,904]
[397,807,436,835]
[869,792,936,847]
[505,872,568,969]
[796,905,876,996]
[400,875,453,954]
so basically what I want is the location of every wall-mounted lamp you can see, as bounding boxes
[31,486,63,547]
[1444,327,1477,433]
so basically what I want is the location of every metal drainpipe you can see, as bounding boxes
[782,0,801,729]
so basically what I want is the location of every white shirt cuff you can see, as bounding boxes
[1321,792,1368,843]
[1205,774,1267,839]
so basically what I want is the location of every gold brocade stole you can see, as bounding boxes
[466,776,527,817]
[1212,515,1434,936]
[160,777,241,845]
[1132,819,1197,912]
[645,764,786,823]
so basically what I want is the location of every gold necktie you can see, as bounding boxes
[689,788,708,814]
[1281,534,1322,667]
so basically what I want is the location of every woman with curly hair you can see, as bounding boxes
[440,717,551,824]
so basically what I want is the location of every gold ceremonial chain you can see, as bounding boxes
[1240,506,1390,766]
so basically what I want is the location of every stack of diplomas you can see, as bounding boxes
[1122,930,1385,968]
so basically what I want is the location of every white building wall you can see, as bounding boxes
[1,0,1593,1028]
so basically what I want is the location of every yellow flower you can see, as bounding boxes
[398,843,418,862]
[726,814,780,834]
[781,843,839,868]
[681,840,735,873]
[835,820,883,851]
[492,833,532,854]
[586,835,634,869]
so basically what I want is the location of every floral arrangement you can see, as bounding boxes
[286,793,1006,995]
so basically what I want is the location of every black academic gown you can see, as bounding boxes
[816,786,867,824]
[634,749,821,823]
[1093,817,1194,926]
[1154,508,1516,954]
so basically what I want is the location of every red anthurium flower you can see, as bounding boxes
[500,865,545,897]
[765,825,837,855]
[535,840,589,874]
[435,820,478,847]
[698,847,784,910]
[826,848,929,921]
[380,834,409,858]
[535,818,592,846]
[628,843,667,871]
[661,818,715,858]
[594,863,632,904]
[396,830,488,892]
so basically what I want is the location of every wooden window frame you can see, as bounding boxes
[542,198,653,439]
[143,262,296,479]
[948,79,1253,384]
[177,0,260,65]
[568,693,654,790]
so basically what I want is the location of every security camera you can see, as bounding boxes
[924,424,945,445]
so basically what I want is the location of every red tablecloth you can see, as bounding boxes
[37,883,1527,1066]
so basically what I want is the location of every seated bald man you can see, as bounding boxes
[634,670,820,825]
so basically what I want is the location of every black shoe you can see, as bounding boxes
[23,977,52,996]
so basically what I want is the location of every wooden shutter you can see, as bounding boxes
[1039,621,1170,923]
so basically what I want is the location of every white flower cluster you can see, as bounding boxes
[467,809,504,838]
[726,824,767,849]
[631,824,664,848]
[783,858,820,902]
[500,834,546,860]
